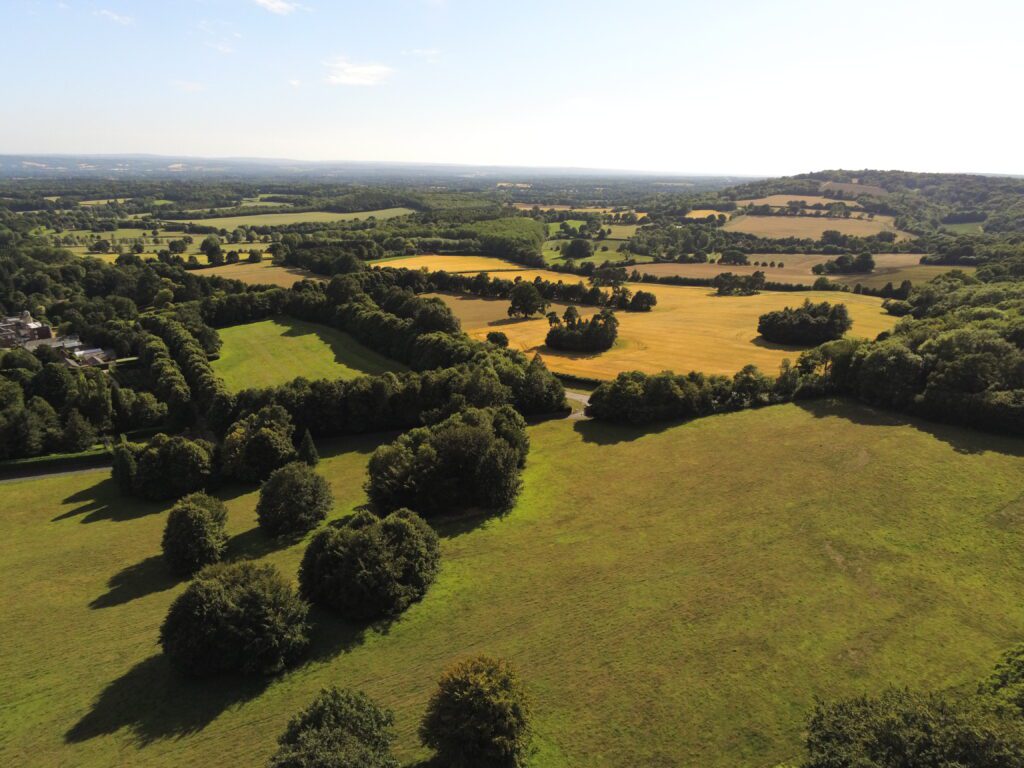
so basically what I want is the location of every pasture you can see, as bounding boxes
[163,208,416,229]
[211,317,403,391]
[427,265,898,379]
[3,403,1024,767]
[684,208,724,219]
[722,213,912,241]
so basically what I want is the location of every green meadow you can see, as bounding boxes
[3,401,1024,767]
[164,208,416,229]
[211,317,404,391]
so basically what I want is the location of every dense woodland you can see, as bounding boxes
[2,168,1024,766]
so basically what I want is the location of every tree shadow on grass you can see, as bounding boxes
[65,653,271,745]
[572,416,679,446]
[226,525,304,561]
[749,335,808,353]
[430,508,501,540]
[794,398,1024,457]
[54,478,167,524]
[89,554,178,609]
[279,317,403,375]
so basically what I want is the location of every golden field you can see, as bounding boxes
[423,265,898,379]
[204,260,322,287]
[736,194,863,209]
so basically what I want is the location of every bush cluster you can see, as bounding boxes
[545,308,618,352]
[757,300,853,345]
[112,433,215,500]
[366,406,528,517]
[159,561,309,676]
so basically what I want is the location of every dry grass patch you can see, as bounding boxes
[203,260,322,288]
[634,253,926,286]
[736,194,863,209]
[375,255,528,273]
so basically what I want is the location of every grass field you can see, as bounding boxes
[3,403,1024,767]
[942,222,985,235]
[163,208,415,229]
[424,264,897,378]
[684,209,724,219]
[723,214,912,241]
[211,317,403,390]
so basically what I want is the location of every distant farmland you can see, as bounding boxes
[736,194,863,209]
[203,259,320,288]
[722,213,912,241]
[164,207,415,229]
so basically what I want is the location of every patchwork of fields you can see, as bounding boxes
[211,317,404,391]
[4,404,1024,767]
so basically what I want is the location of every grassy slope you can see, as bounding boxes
[211,317,404,391]
[2,403,1024,767]
[165,208,415,229]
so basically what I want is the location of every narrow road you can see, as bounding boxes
[565,389,591,420]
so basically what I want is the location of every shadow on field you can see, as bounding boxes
[65,654,270,745]
[54,477,165,523]
[573,417,677,445]
[279,318,399,376]
[89,554,178,609]
[795,398,1024,457]
[749,335,808,352]
[430,508,498,540]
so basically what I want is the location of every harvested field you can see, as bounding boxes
[723,214,913,241]
[736,194,862,209]
[375,254,528,273]
[203,260,321,287]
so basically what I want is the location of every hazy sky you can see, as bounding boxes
[2,0,1022,175]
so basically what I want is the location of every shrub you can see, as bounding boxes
[161,492,229,577]
[419,656,531,768]
[297,427,319,466]
[299,509,440,620]
[758,300,853,345]
[257,461,333,537]
[366,406,528,517]
[269,687,399,768]
[159,561,309,676]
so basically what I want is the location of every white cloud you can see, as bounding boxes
[253,0,298,14]
[96,9,132,25]
[324,57,393,86]
[288,79,302,88]
[403,48,441,63]
[171,80,206,93]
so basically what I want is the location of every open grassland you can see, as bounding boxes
[428,265,898,378]
[211,317,403,391]
[723,213,913,241]
[820,180,888,197]
[203,260,320,288]
[943,222,986,235]
[3,404,1024,767]
[633,253,940,287]
[163,208,416,229]
[79,198,130,206]
[736,194,863,209]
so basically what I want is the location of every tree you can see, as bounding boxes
[507,282,548,318]
[257,461,333,537]
[160,561,309,677]
[269,687,399,768]
[758,300,853,345]
[546,309,618,352]
[561,238,593,261]
[419,656,531,768]
[161,492,228,577]
[486,331,509,347]
[223,405,297,482]
[299,508,440,620]
[116,433,215,500]
[297,428,319,466]
[61,408,96,452]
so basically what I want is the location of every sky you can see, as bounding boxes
[1,0,1022,176]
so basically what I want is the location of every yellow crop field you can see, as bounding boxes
[685,209,724,219]
[427,266,898,379]
[723,214,913,241]
[634,253,926,286]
